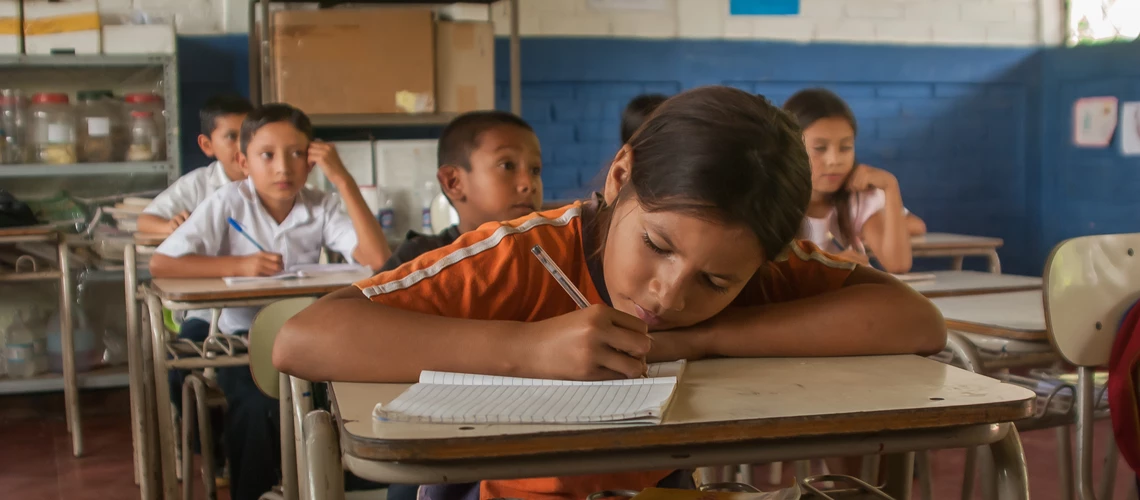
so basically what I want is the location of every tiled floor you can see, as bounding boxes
[0,388,1136,500]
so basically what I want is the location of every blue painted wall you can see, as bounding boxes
[178,35,1112,275]
[1038,43,1140,269]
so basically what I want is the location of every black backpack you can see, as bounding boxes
[0,189,39,228]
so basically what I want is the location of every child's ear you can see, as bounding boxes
[438,165,465,203]
[238,152,250,176]
[197,134,214,158]
[602,145,633,205]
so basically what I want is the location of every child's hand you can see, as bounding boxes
[847,164,898,192]
[167,210,190,232]
[835,248,871,266]
[307,141,351,186]
[522,305,652,381]
[237,252,284,277]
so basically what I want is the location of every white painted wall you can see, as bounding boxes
[95,0,1065,46]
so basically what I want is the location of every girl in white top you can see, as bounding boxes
[783,88,925,273]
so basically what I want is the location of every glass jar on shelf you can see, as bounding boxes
[123,92,165,160]
[127,111,160,162]
[0,89,27,164]
[76,90,117,163]
[29,92,77,165]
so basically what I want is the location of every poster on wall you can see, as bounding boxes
[1073,96,1119,148]
[1121,102,1140,156]
[730,0,800,15]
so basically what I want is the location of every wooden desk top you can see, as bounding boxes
[333,355,1035,462]
[133,232,167,246]
[908,271,1042,298]
[151,271,370,302]
[911,233,1004,250]
[932,291,1045,341]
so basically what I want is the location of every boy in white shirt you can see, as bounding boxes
[150,104,390,500]
[139,93,253,235]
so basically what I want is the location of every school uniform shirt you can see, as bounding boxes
[144,161,238,324]
[800,188,911,254]
[143,161,236,219]
[353,200,856,500]
[156,178,359,334]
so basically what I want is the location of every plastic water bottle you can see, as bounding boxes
[375,186,397,241]
[420,181,438,234]
[4,312,38,379]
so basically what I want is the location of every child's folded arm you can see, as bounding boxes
[149,253,263,279]
[273,286,529,383]
[677,266,945,360]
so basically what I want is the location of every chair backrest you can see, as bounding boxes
[248,297,317,399]
[1043,233,1140,367]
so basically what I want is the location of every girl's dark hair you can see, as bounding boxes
[240,103,314,154]
[600,86,811,262]
[781,88,859,245]
[620,93,668,144]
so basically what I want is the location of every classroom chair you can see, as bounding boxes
[1043,232,1140,500]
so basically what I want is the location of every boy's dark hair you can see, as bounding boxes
[438,110,534,170]
[782,88,859,245]
[598,86,811,262]
[199,93,254,137]
[239,103,314,154]
[620,93,668,144]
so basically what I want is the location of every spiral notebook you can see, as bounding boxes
[372,360,686,425]
[222,263,370,286]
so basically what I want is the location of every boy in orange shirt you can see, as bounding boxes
[276,87,946,500]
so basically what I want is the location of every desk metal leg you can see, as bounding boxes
[1099,437,1119,500]
[58,239,82,457]
[882,453,914,500]
[124,244,148,491]
[916,451,933,500]
[989,425,1029,500]
[1058,426,1075,500]
[281,374,299,500]
[961,447,977,500]
[292,377,315,500]
[146,292,180,499]
[304,410,345,500]
[951,256,964,271]
[986,250,1002,274]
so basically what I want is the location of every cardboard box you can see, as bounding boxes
[436,21,495,114]
[102,24,175,55]
[0,1,18,55]
[24,0,101,55]
[273,8,436,115]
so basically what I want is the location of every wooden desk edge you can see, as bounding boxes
[335,390,1035,462]
[150,282,355,302]
[944,319,1047,341]
[920,284,1042,299]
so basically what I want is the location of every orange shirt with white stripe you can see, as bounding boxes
[353,200,856,500]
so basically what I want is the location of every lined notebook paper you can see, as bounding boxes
[373,360,686,425]
[223,263,369,286]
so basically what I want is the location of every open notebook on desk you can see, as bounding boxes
[223,263,370,286]
[372,360,686,425]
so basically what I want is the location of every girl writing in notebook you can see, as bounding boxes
[783,88,925,273]
[275,86,946,500]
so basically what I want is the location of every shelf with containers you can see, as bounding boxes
[0,53,181,458]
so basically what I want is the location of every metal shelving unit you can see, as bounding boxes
[0,54,182,184]
[248,0,521,119]
[0,365,130,395]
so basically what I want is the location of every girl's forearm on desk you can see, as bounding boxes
[149,254,244,278]
[864,186,912,273]
[701,274,946,358]
[137,214,172,235]
[274,287,526,383]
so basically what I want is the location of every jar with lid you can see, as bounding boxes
[76,90,117,163]
[30,93,77,165]
[123,93,165,160]
[127,111,160,162]
[0,89,27,164]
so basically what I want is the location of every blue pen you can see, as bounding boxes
[227,217,267,252]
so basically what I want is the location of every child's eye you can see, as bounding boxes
[260,152,273,160]
[531,166,542,176]
[840,146,854,152]
[813,146,828,153]
[225,133,238,142]
[500,161,515,171]
[291,150,304,158]
[641,233,669,255]
[703,275,730,294]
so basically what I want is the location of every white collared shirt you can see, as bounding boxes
[143,161,237,219]
[156,178,359,334]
